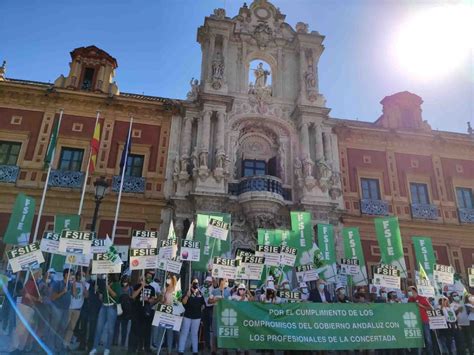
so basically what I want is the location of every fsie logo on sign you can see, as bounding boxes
[219,308,239,337]
[403,312,422,339]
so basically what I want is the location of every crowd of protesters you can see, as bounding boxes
[2,266,474,355]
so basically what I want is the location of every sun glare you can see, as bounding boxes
[393,5,473,80]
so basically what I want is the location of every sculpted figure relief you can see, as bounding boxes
[212,52,224,80]
[186,78,199,101]
[252,62,270,88]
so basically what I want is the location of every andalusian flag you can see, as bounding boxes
[44,117,61,168]
[88,122,101,174]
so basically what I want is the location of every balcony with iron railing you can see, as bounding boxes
[459,208,474,224]
[360,199,389,216]
[112,175,146,193]
[0,165,20,183]
[48,170,84,188]
[411,203,439,220]
[228,175,291,200]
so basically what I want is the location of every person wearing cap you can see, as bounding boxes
[438,295,460,354]
[408,286,434,355]
[178,279,205,355]
[374,288,387,303]
[309,279,332,303]
[335,285,350,303]
[295,282,310,301]
[260,282,281,304]
[231,284,253,302]
[200,276,215,352]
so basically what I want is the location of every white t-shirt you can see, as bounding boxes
[70,282,89,310]
[453,302,469,326]
[150,281,161,295]
[466,303,474,321]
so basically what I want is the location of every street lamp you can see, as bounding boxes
[91,176,109,232]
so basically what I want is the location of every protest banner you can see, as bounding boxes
[374,217,407,278]
[412,236,436,279]
[7,242,45,273]
[427,309,448,330]
[152,304,183,331]
[279,245,297,267]
[194,213,231,272]
[340,258,360,276]
[206,218,230,241]
[65,253,91,267]
[236,255,265,280]
[256,244,280,267]
[131,230,158,249]
[289,212,313,267]
[216,300,423,350]
[157,257,182,274]
[415,279,435,298]
[277,291,302,303]
[58,230,94,255]
[317,224,337,282]
[433,264,454,285]
[180,239,201,262]
[4,193,36,245]
[50,214,80,271]
[212,257,237,279]
[372,265,401,289]
[158,239,178,260]
[91,239,109,254]
[92,253,122,274]
[342,227,368,286]
[129,248,158,270]
[295,264,319,282]
[235,248,255,259]
[469,268,474,287]
[40,232,63,254]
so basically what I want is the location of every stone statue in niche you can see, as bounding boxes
[296,22,309,33]
[252,62,270,88]
[180,155,189,173]
[294,158,303,182]
[212,52,224,80]
[304,69,316,90]
[303,159,313,178]
[216,153,226,169]
[191,150,199,172]
[186,78,199,101]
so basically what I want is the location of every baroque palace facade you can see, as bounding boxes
[0,0,473,281]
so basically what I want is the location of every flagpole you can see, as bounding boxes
[111,116,133,243]
[78,110,101,216]
[32,108,64,243]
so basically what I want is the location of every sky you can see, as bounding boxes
[0,0,472,133]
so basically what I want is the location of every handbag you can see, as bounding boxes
[116,303,123,316]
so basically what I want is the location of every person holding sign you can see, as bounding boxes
[451,292,471,355]
[438,296,460,354]
[408,286,434,355]
[50,268,73,352]
[178,279,205,355]
[10,268,42,353]
[155,274,178,353]
[65,270,89,349]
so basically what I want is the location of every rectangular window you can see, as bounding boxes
[361,178,381,200]
[243,159,266,177]
[81,67,95,90]
[410,182,430,204]
[125,154,144,177]
[456,187,473,209]
[58,147,84,171]
[0,141,21,165]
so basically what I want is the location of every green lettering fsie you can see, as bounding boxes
[412,236,436,278]
[374,217,407,278]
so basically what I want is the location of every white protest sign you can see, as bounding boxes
[277,291,303,303]
[296,264,319,282]
[152,304,183,331]
[58,230,94,255]
[206,218,230,241]
[40,232,64,254]
[7,242,45,273]
[416,278,436,298]
[236,255,265,280]
[340,258,360,275]
[91,239,109,254]
[92,253,122,274]
[373,273,401,289]
[212,257,237,279]
[427,309,448,330]
[279,245,297,267]
[433,264,454,285]
[157,258,182,274]
[65,253,91,267]
[131,230,158,249]
[158,239,177,260]
[180,240,200,262]
[129,248,158,270]
[255,244,280,267]
[336,273,348,286]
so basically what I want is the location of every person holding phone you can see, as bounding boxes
[178,279,205,355]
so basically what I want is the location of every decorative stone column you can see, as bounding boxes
[300,122,315,188]
[198,110,212,178]
[323,131,332,164]
[214,111,227,181]
[179,116,193,180]
[315,124,324,162]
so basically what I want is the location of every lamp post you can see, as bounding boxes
[91,176,109,232]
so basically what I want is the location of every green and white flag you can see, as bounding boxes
[168,221,177,241]
[193,213,231,272]
[412,236,436,279]
[4,193,36,245]
[374,216,407,278]
[289,212,314,267]
[44,116,61,168]
[342,227,368,286]
[50,214,81,271]
[317,224,337,282]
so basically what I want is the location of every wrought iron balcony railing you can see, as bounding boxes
[48,170,84,188]
[459,208,474,224]
[0,165,19,183]
[411,203,439,220]
[360,199,389,216]
[112,175,145,193]
[229,175,284,197]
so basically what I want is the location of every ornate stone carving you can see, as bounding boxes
[198,151,209,179]
[210,51,224,89]
[252,62,270,88]
[296,22,309,33]
[213,8,226,19]
[294,158,304,187]
[253,23,273,48]
[0,60,6,81]
[186,78,199,101]
[173,156,180,182]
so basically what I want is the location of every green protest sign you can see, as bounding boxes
[342,227,368,286]
[193,213,231,272]
[289,212,314,267]
[4,193,36,245]
[50,214,81,271]
[317,224,337,282]
[412,236,436,279]
[216,300,423,350]
[374,217,407,278]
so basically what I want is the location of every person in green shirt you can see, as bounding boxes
[89,274,121,355]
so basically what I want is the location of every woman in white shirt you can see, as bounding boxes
[231,284,253,302]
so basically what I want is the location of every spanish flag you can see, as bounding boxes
[88,122,101,174]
